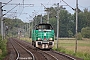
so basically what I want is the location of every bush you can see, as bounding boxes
[81,27,90,38]
[75,33,82,40]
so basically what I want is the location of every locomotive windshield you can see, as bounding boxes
[35,24,53,30]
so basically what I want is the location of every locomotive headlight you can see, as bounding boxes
[38,38,42,40]
[49,38,53,40]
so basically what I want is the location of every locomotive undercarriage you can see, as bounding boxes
[32,41,54,49]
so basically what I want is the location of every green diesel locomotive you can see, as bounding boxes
[31,23,54,49]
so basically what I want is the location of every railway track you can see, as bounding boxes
[36,49,76,60]
[13,39,57,60]
[47,50,75,60]
[6,39,17,60]
[50,50,76,60]
[37,50,58,60]
[14,39,77,60]
[9,38,35,60]
[13,39,58,60]
[4,38,83,60]
[10,40,20,60]
[43,51,58,60]
[14,38,82,60]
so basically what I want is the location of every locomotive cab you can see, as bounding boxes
[32,23,54,49]
[35,23,53,30]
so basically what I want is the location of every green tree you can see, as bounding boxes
[83,8,90,27]
[49,17,57,36]
[2,18,24,36]
[59,10,73,37]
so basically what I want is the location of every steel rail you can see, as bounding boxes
[10,39,20,60]
[14,40,35,60]
[43,51,58,60]
[51,50,76,60]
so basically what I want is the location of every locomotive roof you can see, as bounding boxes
[34,23,53,29]
[37,23,51,25]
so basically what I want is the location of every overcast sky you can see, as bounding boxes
[1,0,90,22]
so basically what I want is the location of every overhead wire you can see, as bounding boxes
[23,0,24,8]
[3,3,20,16]
[2,0,12,8]
[18,0,34,17]
[62,0,75,10]
[18,0,24,17]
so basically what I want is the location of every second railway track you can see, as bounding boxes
[9,38,35,60]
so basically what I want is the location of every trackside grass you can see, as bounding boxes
[53,38,90,60]
[0,36,7,60]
